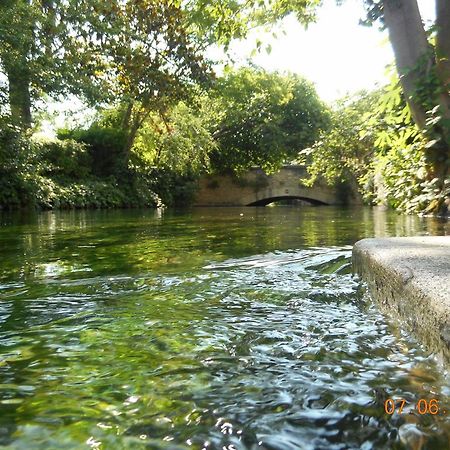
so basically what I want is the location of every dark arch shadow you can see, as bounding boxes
[246,196,328,207]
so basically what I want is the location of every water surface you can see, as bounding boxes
[0,207,449,449]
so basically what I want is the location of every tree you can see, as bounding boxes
[98,1,211,160]
[0,0,322,127]
[209,67,330,173]
[0,0,105,128]
[132,99,217,176]
[436,0,450,89]
[184,0,322,49]
[0,0,209,133]
[363,0,450,183]
[300,90,380,190]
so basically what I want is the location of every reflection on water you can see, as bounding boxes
[0,206,448,449]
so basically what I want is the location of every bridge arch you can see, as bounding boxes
[194,165,356,207]
[246,195,327,206]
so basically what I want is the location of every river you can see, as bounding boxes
[0,206,449,449]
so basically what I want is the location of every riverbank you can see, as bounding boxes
[353,236,450,365]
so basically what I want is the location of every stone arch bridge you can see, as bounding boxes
[194,165,355,207]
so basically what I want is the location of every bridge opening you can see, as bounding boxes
[246,196,328,207]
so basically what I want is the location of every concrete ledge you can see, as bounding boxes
[353,236,450,365]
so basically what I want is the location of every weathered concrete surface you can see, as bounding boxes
[353,236,450,364]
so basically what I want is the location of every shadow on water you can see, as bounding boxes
[0,206,448,449]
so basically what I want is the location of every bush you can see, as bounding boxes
[375,140,450,215]
[120,171,163,208]
[58,126,128,177]
[0,118,38,209]
[13,174,161,210]
[0,118,161,210]
[39,139,92,180]
[149,170,199,207]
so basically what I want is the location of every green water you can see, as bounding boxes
[0,206,449,450]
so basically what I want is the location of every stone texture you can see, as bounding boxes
[194,166,360,206]
[353,236,450,365]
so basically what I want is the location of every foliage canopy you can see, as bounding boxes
[209,67,330,173]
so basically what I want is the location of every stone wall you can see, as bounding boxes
[194,166,356,206]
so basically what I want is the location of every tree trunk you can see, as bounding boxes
[436,0,450,88]
[124,118,140,160]
[435,0,450,149]
[6,62,32,129]
[121,101,134,130]
[2,1,34,129]
[382,0,431,130]
[123,110,149,165]
[383,0,450,182]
